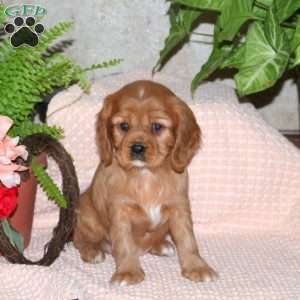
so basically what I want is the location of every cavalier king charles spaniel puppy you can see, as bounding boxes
[73,80,217,285]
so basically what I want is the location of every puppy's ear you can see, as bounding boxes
[96,95,114,166]
[170,98,201,173]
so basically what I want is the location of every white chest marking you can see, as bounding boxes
[132,160,146,168]
[147,205,161,227]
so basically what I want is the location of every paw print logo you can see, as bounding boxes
[4,16,44,48]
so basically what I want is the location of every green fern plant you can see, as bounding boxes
[0,18,121,130]
[31,157,67,209]
[0,5,121,212]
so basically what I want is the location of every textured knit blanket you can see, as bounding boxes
[1,71,300,300]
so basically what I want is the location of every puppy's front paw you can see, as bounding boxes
[111,269,145,286]
[182,265,218,282]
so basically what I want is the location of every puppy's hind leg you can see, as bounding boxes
[73,192,107,264]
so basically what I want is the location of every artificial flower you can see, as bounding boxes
[0,116,28,188]
[0,185,18,219]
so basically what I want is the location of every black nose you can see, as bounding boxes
[131,143,146,156]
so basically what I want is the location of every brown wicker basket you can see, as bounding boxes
[0,133,79,266]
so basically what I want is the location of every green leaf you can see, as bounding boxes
[222,44,246,69]
[172,0,224,11]
[293,19,300,67]
[264,4,283,49]
[293,45,300,67]
[292,18,300,51]
[191,20,234,93]
[234,8,290,96]
[1,219,24,253]
[31,157,68,209]
[36,21,74,52]
[77,74,91,92]
[218,0,255,41]
[153,6,201,72]
[284,27,296,43]
[82,58,123,72]
[275,0,300,23]
[255,0,274,5]
[253,0,273,18]
[0,4,6,26]
[9,122,64,139]
[191,43,233,93]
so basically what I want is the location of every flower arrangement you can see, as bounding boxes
[0,116,28,251]
[0,117,28,189]
[0,4,121,256]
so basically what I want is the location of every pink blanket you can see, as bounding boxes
[1,72,300,299]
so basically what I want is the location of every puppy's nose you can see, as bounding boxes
[131,143,146,156]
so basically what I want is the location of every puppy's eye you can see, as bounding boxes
[151,123,163,134]
[119,122,129,132]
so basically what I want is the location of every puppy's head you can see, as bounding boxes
[97,80,200,173]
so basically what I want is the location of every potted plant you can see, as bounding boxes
[154,0,300,98]
[0,4,121,255]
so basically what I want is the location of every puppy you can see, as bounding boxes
[73,80,217,285]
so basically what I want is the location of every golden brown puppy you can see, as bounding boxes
[73,80,217,285]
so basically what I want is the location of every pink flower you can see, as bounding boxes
[0,116,28,188]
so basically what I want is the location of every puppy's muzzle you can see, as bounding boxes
[130,143,146,160]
